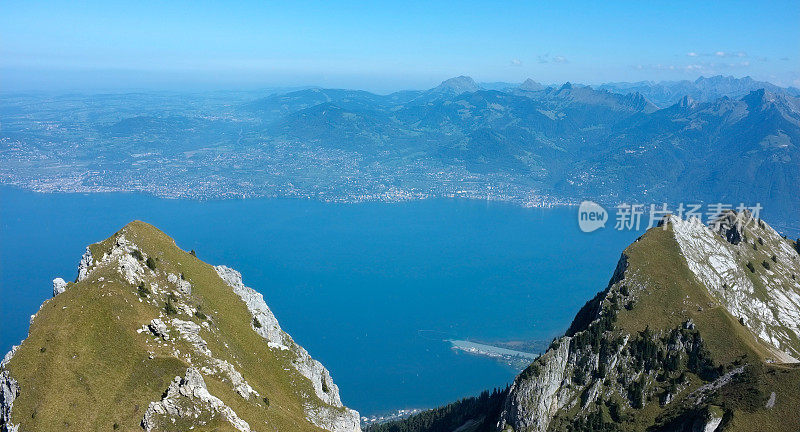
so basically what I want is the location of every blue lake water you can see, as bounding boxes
[0,186,640,415]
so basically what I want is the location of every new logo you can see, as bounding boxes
[578,201,607,232]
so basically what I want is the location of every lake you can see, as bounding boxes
[0,186,640,416]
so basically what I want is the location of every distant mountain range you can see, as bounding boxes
[245,75,800,224]
[479,75,800,107]
[1,74,798,229]
[598,75,800,107]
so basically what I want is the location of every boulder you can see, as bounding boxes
[52,278,68,297]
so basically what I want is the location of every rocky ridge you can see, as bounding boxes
[1,221,360,432]
[672,212,800,361]
[142,368,252,432]
[214,265,360,432]
[369,212,800,432]
[495,212,800,432]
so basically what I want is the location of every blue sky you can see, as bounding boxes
[2,0,798,92]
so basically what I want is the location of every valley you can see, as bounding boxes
[0,187,640,418]
[4,2,799,431]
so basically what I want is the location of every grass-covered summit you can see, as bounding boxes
[1,221,360,432]
[369,212,800,432]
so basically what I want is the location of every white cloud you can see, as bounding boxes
[536,54,568,64]
[633,59,752,74]
[688,50,749,59]
[510,58,522,67]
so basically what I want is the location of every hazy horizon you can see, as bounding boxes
[2,1,798,93]
[1,71,797,96]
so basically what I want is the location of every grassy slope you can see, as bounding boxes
[5,221,330,432]
[381,222,800,432]
[615,225,775,364]
[586,223,800,431]
[720,362,800,432]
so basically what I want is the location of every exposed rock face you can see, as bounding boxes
[1,371,19,432]
[497,307,717,432]
[77,234,145,285]
[701,414,723,432]
[170,318,258,400]
[765,391,777,408]
[305,404,362,432]
[147,318,169,340]
[167,273,191,296]
[117,251,145,284]
[713,211,743,245]
[498,337,571,432]
[661,406,724,432]
[51,277,67,297]
[0,348,17,370]
[76,247,93,281]
[214,265,361,431]
[215,266,286,349]
[3,291,22,431]
[671,214,800,361]
[142,368,251,432]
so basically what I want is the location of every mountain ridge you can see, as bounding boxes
[432,76,481,95]
[3,74,800,228]
[598,75,800,108]
[369,211,800,432]
[1,221,360,432]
